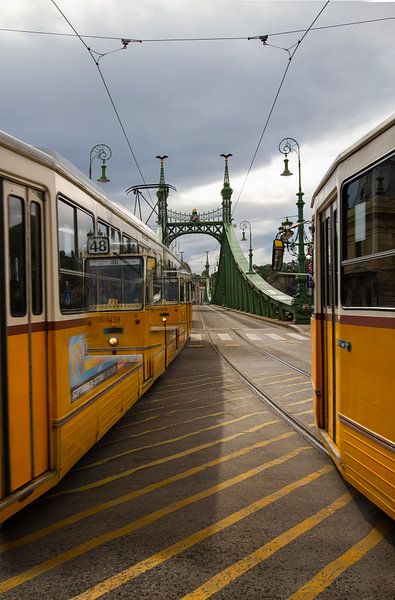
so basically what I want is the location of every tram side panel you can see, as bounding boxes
[312,117,395,519]
[0,134,192,524]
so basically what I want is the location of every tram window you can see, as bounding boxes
[179,278,185,303]
[77,210,94,265]
[8,195,26,317]
[97,220,109,238]
[163,278,178,303]
[58,197,94,312]
[121,234,139,253]
[58,200,77,270]
[85,256,143,310]
[30,202,43,315]
[343,156,395,259]
[111,228,121,245]
[324,217,333,307]
[342,154,395,308]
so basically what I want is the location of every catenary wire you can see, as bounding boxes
[1,16,394,41]
[232,0,331,215]
[49,0,150,190]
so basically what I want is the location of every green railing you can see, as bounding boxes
[211,224,295,321]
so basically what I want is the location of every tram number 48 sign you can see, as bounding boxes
[87,236,110,255]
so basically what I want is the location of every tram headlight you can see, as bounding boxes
[108,336,119,346]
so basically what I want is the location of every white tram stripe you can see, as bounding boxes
[265,333,285,341]
[218,333,233,341]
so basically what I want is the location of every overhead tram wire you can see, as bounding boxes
[1,16,394,41]
[232,0,331,216]
[49,0,151,197]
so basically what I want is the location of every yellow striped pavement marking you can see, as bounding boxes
[70,464,335,600]
[140,384,243,406]
[49,418,281,496]
[0,446,315,593]
[144,379,241,402]
[288,517,394,599]
[73,412,267,471]
[0,431,295,553]
[288,399,312,407]
[181,492,353,600]
[263,377,307,386]
[118,415,157,428]
[123,395,255,424]
[295,409,313,417]
[147,374,237,392]
[137,386,247,413]
[280,387,312,398]
[79,403,260,464]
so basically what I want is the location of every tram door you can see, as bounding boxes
[319,202,338,446]
[0,181,49,498]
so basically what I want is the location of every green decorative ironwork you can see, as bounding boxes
[156,153,295,322]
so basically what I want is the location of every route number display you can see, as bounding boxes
[87,236,110,255]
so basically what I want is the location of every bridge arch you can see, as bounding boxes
[153,155,296,322]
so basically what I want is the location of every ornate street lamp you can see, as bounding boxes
[278,137,311,323]
[89,144,112,182]
[240,220,254,274]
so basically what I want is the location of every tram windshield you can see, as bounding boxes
[84,256,143,310]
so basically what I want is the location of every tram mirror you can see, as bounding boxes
[272,239,285,271]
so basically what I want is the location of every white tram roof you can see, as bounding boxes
[311,112,395,209]
[0,129,163,246]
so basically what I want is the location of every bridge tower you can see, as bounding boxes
[156,155,169,245]
[220,153,233,224]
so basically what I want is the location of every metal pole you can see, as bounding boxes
[278,138,310,324]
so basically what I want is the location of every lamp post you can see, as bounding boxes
[278,137,310,323]
[240,220,254,274]
[89,144,112,182]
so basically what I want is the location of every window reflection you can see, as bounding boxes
[8,195,26,317]
[85,256,143,310]
[342,154,395,308]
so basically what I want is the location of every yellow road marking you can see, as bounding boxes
[288,517,394,599]
[71,464,335,600]
[141,384,242,406]
[280,387,312,398]
[144,378,240,402]
[138,384,244,413]
[117,395,255,429]
[73,412,267,471]
[181,492,353,600]
[1,431,294,553]
[79,403,261,464]
[49,418,281,496]
[0,447,315,593]
[118,415,157,428]
[288,399,311,407]
[264,377,307,386]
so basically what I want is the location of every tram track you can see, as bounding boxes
[230,328,310,378]
[198,308,328,456]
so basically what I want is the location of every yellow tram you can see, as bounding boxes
[311,114,395,519]
[0,131,192,524]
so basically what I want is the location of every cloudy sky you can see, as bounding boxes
[2,0,395,272]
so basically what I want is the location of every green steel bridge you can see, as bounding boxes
[151,155,311,324]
